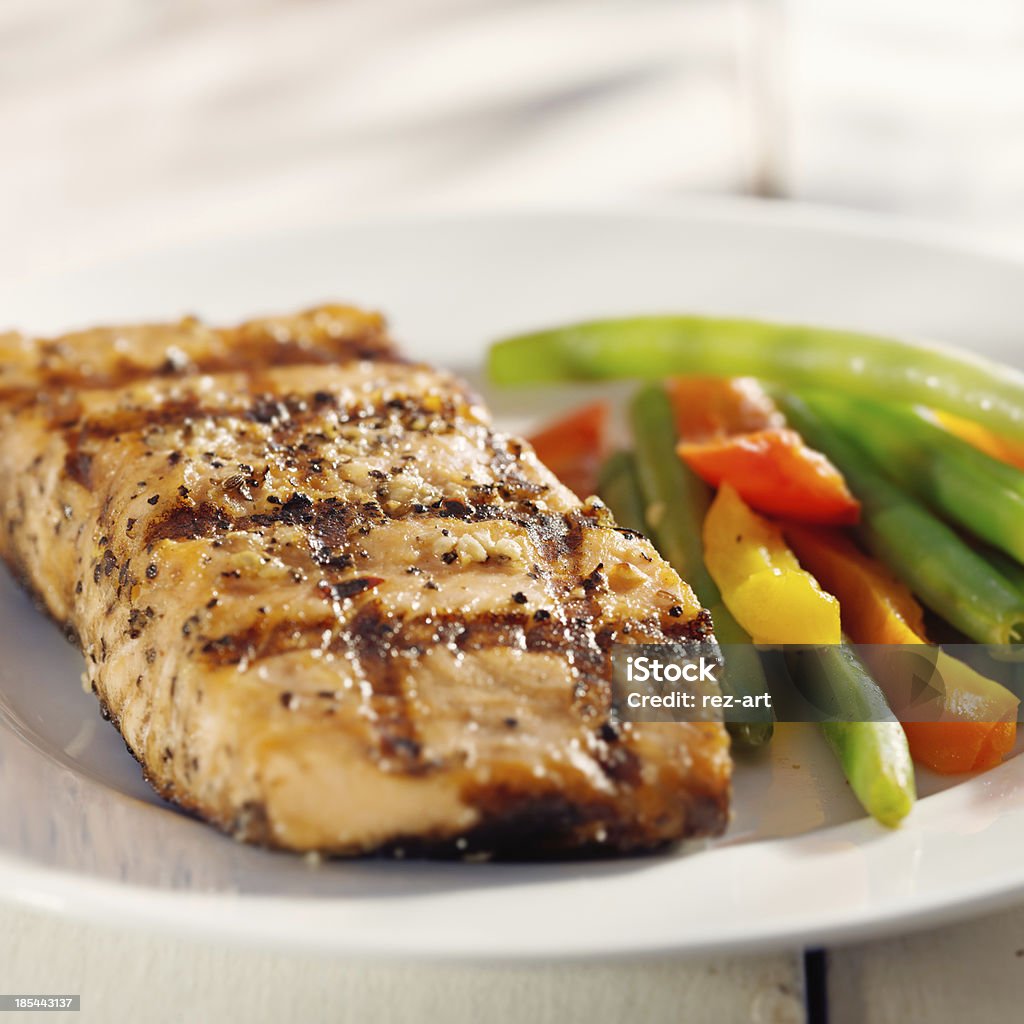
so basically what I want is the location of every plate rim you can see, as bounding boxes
[4,194,1024,316]
[5,198,1024,960]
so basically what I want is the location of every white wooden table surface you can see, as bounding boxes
[3,2,1024,1021]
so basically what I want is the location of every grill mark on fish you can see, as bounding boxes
[58,389,478,451]
[198,601,711,671]
[345,604,426,773]
[200,616,336,666]
[0,330,399,402]
[145,493,595,564]
[148,502,233,543]
[63,448,94,490]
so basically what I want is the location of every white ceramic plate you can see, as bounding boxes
[4,202,1024,960]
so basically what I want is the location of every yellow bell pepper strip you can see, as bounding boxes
[702,485,914,824]
[702,484,841,646]
[933,409,1024,472]
[785,525,1019,773]
[667,377,861,526]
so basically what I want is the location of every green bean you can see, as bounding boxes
[957,543,1024,666]
[488,315,1024,441]
[628,385,773,746]
[786,644,915,828]
[629,385,717,599]
[807,393,1024,564]
[782,395,1024,644]
[596,451,647,534]
[979,543,1024,600]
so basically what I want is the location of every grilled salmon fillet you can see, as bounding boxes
[0,305,730,857]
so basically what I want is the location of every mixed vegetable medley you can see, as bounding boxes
[489,315,1024,827]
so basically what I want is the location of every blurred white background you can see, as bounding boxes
[2,0,1024,279]
[4,5,1024,1021]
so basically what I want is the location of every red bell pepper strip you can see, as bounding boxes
[667,377,860,525]
[527,401,610,499]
